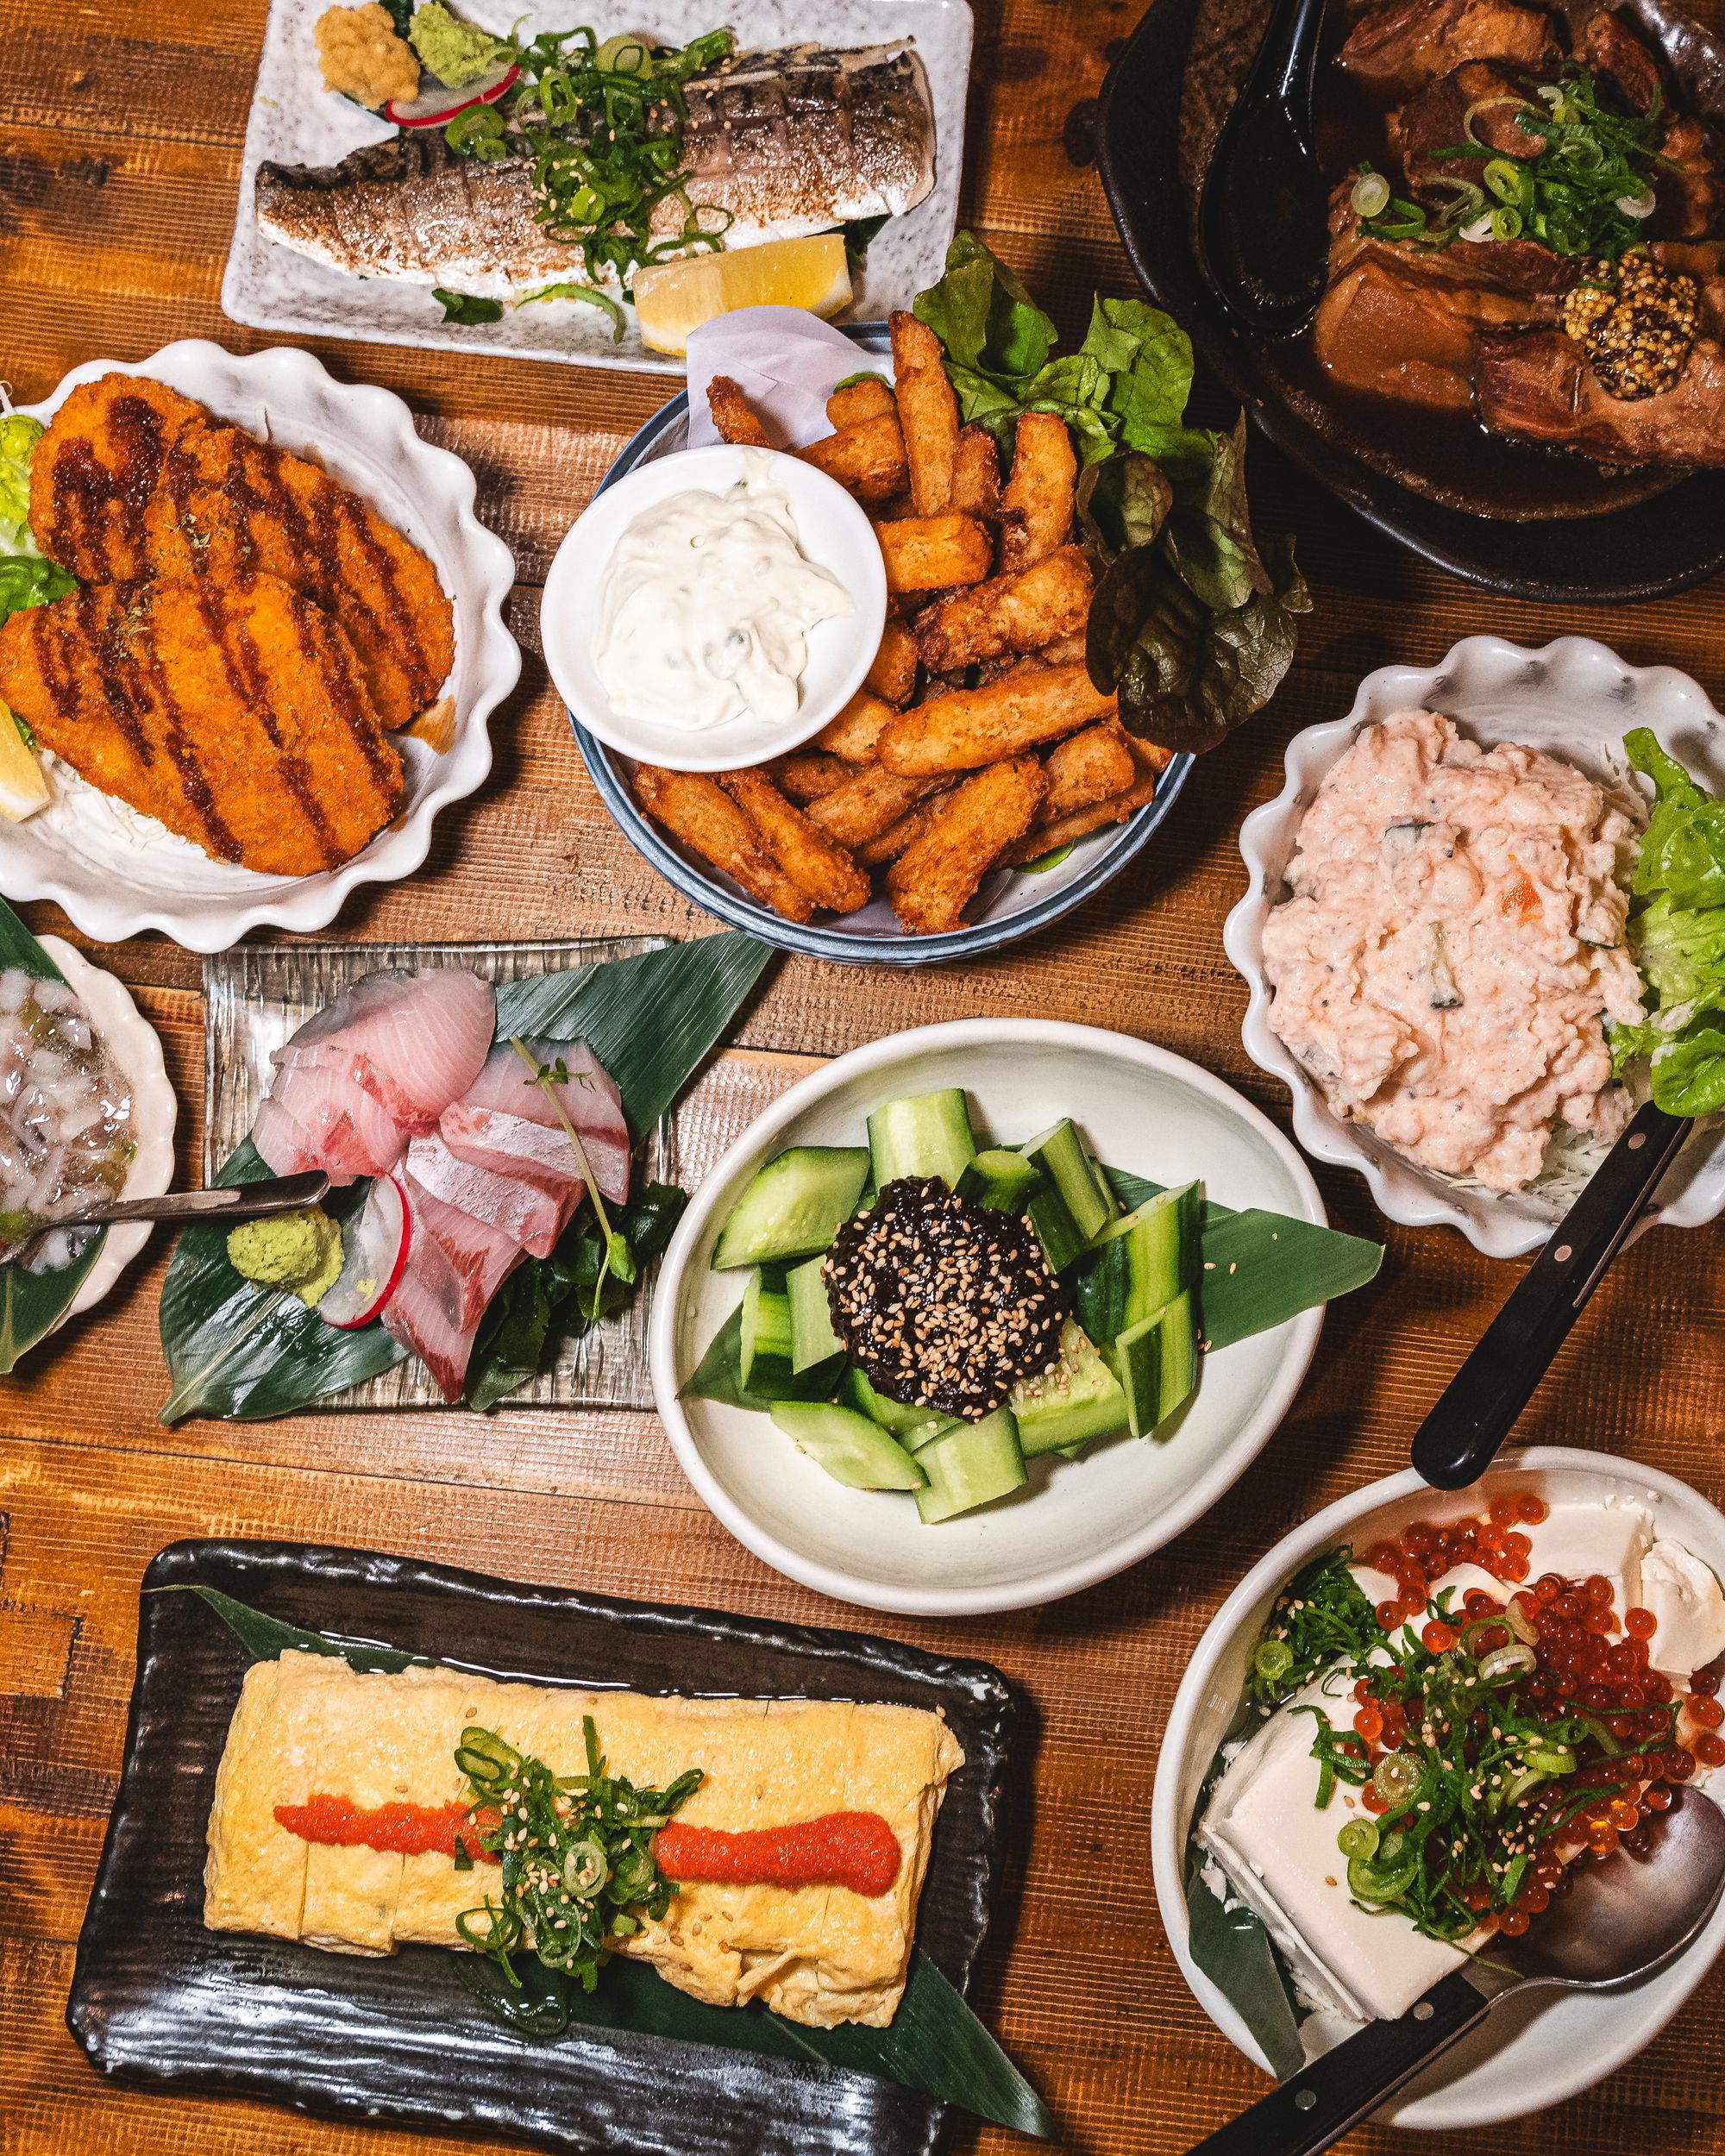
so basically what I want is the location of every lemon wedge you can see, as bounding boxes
[633,235,852,355]
[0,702,47,822]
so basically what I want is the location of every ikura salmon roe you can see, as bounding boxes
[1687,1695,1724,1730]
[1421,1620,1458,1653]
[1625,1607,1658,1639]
[1697,1734,1725,1769]
[1353,1703,1385,1743]
[1498,1908,1531,1936]
[1375,1599,1402,1631]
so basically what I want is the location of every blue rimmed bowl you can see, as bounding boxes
[567,330,1195,968]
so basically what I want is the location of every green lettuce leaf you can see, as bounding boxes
[0,414,43,550]
[1617,731,1725,1115]
[0,554,75,630]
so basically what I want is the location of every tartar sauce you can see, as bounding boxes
[593,452,853,730]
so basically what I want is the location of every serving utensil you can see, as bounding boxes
[1182,1783,1725,2155]
[1194,0,1330,335]
[1411,1100,1691,1490]
[47,1170,330,1231]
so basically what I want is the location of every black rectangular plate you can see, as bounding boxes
[69,1540,1017,2156]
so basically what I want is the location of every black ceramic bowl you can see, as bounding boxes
[1095,0,1725,602]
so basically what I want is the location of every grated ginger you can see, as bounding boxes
[314,3,420,110]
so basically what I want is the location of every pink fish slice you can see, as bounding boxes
[273,967,497,1134]
[404,1131,570,1260]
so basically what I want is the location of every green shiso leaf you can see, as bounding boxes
[183,1584,1051,2137]
[158,937,773,1424]
[0,896,107,1374]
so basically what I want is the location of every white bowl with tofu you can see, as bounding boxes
[650,1018,1334,1617]
[1151,1448,1725,2128]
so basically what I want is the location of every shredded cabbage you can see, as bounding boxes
[0,413,42,552]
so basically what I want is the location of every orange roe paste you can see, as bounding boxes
[654,1811,901,1898]
[274,1795,499,1864]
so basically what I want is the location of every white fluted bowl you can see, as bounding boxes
[1223,635,1725,1258]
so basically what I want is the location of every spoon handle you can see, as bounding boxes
[49,1170,332,1231]
[1251,0,1327,110]
[1181,1971,1495,2156]
[1411,1100,1690,1491]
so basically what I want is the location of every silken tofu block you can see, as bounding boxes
[1195,1672,1469,2024]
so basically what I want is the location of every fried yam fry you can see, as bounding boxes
[827,376,896,430]
[707,375,775,448]
[890,310,960,516]
[815,689,895,762]
[875,514,993,595]
[806,764,944,849]
[718,768,870,914]
[886,757,1048,934]
[796,412,907,502]
[1040,718,1138,822]
[1001,764,1165,862]
[1000,411,1077,573]
[857,783,958,866]
[865,617,919,705]
[912,545,1094,674]
[950,425,1001,518]
[775,750,855,802]
[633,764,813,922]
[876,662,1117,775]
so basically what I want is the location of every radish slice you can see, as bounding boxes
[383,60,519,128]
[318,1174,411,1330]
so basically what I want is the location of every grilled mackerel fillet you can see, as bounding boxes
[254,42,936,300]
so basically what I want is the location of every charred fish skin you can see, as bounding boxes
[254,40,936,298]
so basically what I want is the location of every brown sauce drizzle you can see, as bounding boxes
[47,393,173,579]
[282,586,401,805]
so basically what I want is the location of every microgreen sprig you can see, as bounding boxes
[511,1037,634,1320]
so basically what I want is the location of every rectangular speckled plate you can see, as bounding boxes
[67,1540,1017,2156]
[222,0,973,377]
[202,937,674,1413]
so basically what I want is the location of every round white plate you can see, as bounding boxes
[31,937,177,1327]
[650,1018,1327,1615]
[1152,1446,1725,2128]
[4,341,518,952]
[541,444,887,773]
[1223,634,1725,1257]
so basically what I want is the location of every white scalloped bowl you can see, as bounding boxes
[1223,636,1725,1259]
[34,937,177,1330]
[3,342,518,952]
[1151,1447,1725,2128]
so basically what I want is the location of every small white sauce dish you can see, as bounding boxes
[38,937,177,1329]
[1151,1446,1725,2130]
[541,444,888,774]
[649,1018,1328,1617]
[1224,635,1725,1258]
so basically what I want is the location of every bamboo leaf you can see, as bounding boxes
[1182,1839,1305,2081]
[1107,1169,1381,1350]
[680,1304,840,1409]
[157,937,774,1424]
[0,895,105,1372]
[493,933,775,1133]
[181,1584,1051,2138]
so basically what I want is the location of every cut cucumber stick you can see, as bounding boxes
[786,1252,843,1373]
[770,1402,925,1490]
[712,1146,869,1269]
[737,1271,794,1397]
[866,1088,977,1188]
[914,1409,1026,1525]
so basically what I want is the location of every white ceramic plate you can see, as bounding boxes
[223,0,973,377]
[541,445,887,771]
[32,938,178,1327]
[1224,635,1725,1258]
[1152,1446,1725,2128]
[5,341,518,953]
[649,1018,1328,1615]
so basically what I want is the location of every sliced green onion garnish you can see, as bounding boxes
[1338,1819,1380,1860]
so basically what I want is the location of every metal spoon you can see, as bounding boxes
[1183,1784,1725,2155]
[43,1170,331,1232]
[1195,0,1332,335]
[1411,1099,1691,1491]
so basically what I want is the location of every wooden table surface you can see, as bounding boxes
[3,3,1725,2152]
